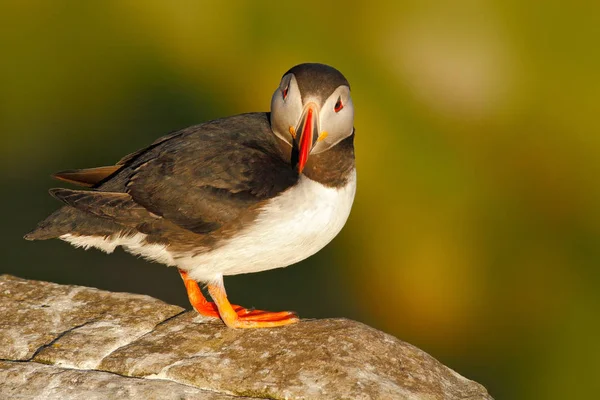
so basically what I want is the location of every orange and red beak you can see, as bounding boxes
[295,103,320,174]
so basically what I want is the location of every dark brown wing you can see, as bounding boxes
[116,130,185,166]
[49,188,158,225]
[100,113,298,235]
[27,113,296,241]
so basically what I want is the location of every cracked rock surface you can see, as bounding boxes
[0,275,493,400]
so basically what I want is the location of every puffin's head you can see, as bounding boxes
[270,63,354,173]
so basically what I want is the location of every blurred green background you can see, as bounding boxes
[1,1,599,399]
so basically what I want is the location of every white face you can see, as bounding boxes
[270,73,354,155]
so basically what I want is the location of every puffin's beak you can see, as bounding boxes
[295,103,320,174]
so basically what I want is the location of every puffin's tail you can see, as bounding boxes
[25,165,123,240]
[24,204,73,240]
[24,202,127,241]
[24,224,55,241]
[24,207,87,241]
[25,186,158,241]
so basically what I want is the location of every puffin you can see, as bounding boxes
[25,63,356,329]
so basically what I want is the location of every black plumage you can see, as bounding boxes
[25,113,300,244]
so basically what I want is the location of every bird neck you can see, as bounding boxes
[301,132,355,188]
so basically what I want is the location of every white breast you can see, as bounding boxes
[59,169,356,283]
[182,169,357,282]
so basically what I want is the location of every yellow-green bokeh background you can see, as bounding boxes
[2,2,599,398]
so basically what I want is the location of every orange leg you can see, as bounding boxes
[180,269,255,317]
[178,269,298,328]
[207,278,299,329]
[179,269,221,318]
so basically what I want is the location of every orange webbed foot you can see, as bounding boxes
[179,269,299,328]
[207,283,299,328]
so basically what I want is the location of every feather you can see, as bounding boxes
[48,188,158,225]
[52,166,121,187]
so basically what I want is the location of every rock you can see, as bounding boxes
[0,361,246,399]
[0,275,493,399]
[0,274,184,366]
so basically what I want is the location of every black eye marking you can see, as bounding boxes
[282,86,289,100]
[334,97,343,112]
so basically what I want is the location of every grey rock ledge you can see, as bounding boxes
[0,275,492,400]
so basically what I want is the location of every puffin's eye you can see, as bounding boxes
[282,86,289,100]
[334,97,343,113]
